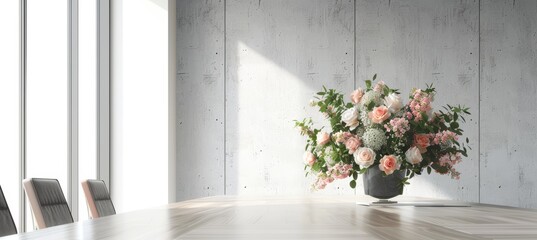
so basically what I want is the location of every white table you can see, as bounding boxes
[3,195,537,239]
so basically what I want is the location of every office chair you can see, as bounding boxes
[23,178,73,229]
[0,185,17,237]
[81,179,116,219]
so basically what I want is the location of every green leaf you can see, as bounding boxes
[450,122,459,129]
[367,101,375,111]
[466,137,469,143]
[350,180,357,189]
[372,74,377,81]
[352,171,358,180]
[365,80,372,89]
[453,112,459,121]
[427,166,432,174]
[312,162,321,172]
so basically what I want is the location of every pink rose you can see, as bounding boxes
[344,136,361,154]
[303,152,316,166]
[368,106,391,124]
[414,134,430,153]
[379,155,400,175]
[350,88,365,104]
[353,147,376,168]
[316,132,330,146]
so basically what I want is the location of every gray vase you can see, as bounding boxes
[363,166,405,199]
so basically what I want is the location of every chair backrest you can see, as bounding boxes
[23,178,73,229]
[81,179,115,219]
[0,185,17,237]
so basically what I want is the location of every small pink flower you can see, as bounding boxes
[303,152,316,166]
[329,163,353,179]
[369,106,391,124]
[385,117,410,138]
[373,81,385,93]
[344,136,361,154]
[350,88,365,104]
[379,155,400,175]
[432,130,458,145]
[316,132,330,146]
[409,89,433,121]
[334,131,353,143]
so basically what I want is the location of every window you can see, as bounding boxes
[0,0,21,231]
[5,0,109,231]
[25,0,69,230]
[78,0,98,220]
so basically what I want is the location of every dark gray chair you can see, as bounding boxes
[23,178,73,229]
[81,179,116,219]
[0,185,17,237]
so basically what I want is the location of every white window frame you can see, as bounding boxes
[18,0,110,230]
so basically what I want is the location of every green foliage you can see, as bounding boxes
[350,180,357,189]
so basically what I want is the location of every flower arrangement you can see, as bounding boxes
[295,74,471,190]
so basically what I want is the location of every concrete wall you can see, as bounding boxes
[480,0,537,208]
[176,0,537,208]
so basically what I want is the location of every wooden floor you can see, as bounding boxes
[3,196,537,239]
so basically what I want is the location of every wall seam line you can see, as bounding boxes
[353,0,356,90]
[353,0,357,196]
[478,0,481,204]
[223,0,227,196]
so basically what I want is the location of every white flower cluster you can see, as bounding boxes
[360,91,381,107]
[362,128,387,151]
[359,108,372,127]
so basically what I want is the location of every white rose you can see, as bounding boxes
[384,93,403,114]
[405,146,423,165]
[353,147,376,168]
[341,108,359,130]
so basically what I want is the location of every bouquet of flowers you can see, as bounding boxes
[295,74,470,190]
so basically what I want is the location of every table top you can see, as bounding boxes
[3,195,537,239]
